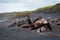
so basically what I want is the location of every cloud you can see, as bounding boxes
[0,0,60,13]
[0,0,60,3]
[0,3,35,13]
[0,0,18,3]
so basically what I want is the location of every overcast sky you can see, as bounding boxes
[0,0,60,13]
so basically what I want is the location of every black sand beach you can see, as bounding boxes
[0,12,60,40]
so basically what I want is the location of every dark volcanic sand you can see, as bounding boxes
[0,27,60,40]
[0,12,60,40]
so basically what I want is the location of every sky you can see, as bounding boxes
[0,0,60,13]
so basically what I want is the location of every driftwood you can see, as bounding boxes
[20,24,33,28]
[8,22,16,27]
[30,17,52,32]
[8,16,52,32]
